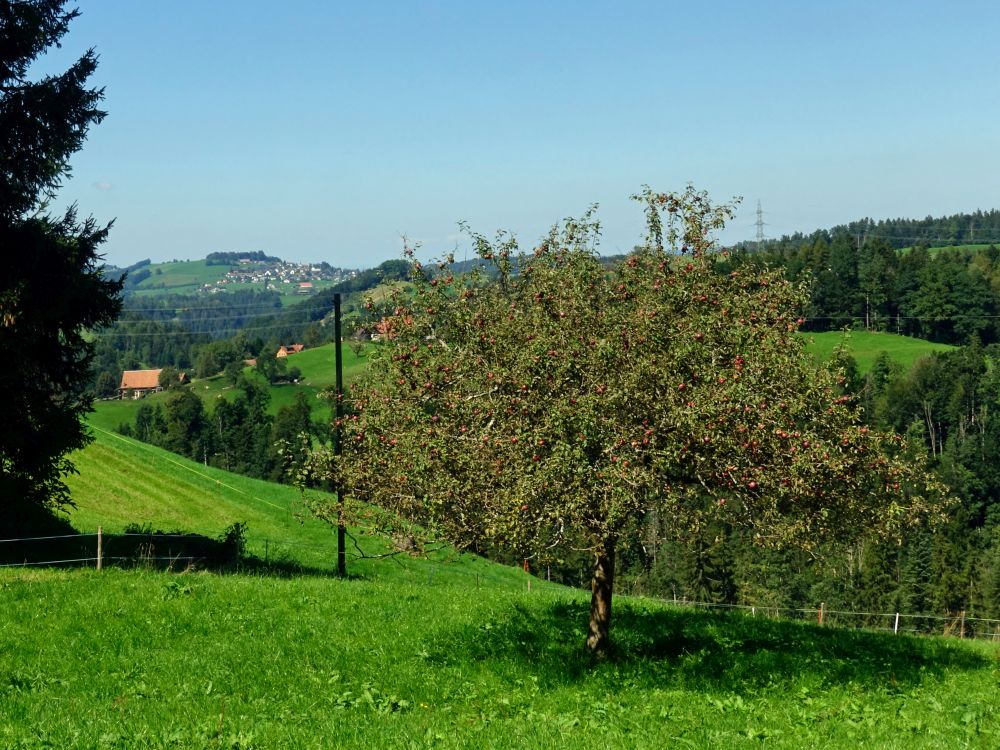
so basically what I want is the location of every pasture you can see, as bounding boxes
[0,423,996,747]
[802,330,954,374]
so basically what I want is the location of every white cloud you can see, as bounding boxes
[92,181,114,191]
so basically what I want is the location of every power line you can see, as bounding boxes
[121,302,291,314]
[88,322,328,338]
[755,200,766,253]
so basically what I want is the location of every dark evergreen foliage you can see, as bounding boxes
[1,1,122,518]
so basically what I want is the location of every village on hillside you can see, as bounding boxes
[203,258,357,294]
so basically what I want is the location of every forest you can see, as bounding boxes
[731,236,1000,345]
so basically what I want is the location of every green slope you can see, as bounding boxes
[802,330,954,373]
[64,425,514,586]
[90,342,371,432]
[128,259,343,302]
[131,259,226,296]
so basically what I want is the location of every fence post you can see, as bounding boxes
[818,602,824,626]
[894,612,900,635]
[960,610,966,639]
[96,526,103,571]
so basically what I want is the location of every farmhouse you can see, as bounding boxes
[118,369,163,399]
[118,369,188,399]
[276,344,305,357]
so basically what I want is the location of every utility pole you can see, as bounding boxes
[334,293,346,577]
[755,200,765,253]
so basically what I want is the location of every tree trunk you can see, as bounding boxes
[586,540,616,655]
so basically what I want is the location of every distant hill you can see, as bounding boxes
[101,254,360,305]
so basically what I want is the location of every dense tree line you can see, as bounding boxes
[120,377,318,484]
[729,238,1000,345]
[741,208,1000,254]
[205,250,281,265]
[615,342,1000,628]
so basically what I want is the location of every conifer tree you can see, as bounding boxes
[1,1,122,521]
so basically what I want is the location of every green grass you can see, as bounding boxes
[91,342,371,432]
[62,425,505,584]
[3,400,999,747]
[802,330,955,374]
[1,566,997,748]
[132,259,227,294]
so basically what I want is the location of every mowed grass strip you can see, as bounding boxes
[802,330,954,373]
[0,568,997,749]
[63,426,524,587]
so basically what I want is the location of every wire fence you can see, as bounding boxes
[3,529,999,642]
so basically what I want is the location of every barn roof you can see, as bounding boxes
[119,369,162,390]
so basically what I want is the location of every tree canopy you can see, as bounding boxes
[1,1,121,521]
[312,186,946,654]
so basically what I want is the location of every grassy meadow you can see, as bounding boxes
[802,330,954,373]
[130,260,226,296]
[0,412,997,747]
[4,566,999,749]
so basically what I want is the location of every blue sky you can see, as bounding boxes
[37,1,1000,268]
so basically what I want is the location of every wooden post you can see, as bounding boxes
[894,612,900,635]
[334,293,346,578]
[527,579,532,593]
[96,526,103,571]
[960,610,966,639]
[818,602,824,626]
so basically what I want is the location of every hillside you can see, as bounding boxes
[64,424,516,585]
[91,342,370,432]
[95,332,950,438]
[802,331,955,373]
[121,257,353,306]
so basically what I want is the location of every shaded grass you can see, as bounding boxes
[0,569,997,749]
[435,599,989,692]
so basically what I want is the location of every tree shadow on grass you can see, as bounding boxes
[429,598,991,692]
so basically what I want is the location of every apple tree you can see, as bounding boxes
[322,186,945,654]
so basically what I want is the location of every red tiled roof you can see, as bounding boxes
[119,369,162,390]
